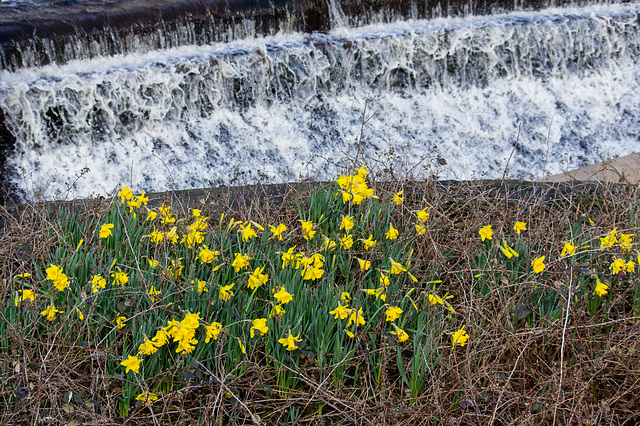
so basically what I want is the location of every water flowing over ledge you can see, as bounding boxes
[0,0,621,70]
[1,3,639,200]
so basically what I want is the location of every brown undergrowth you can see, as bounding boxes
[1,170,639,425]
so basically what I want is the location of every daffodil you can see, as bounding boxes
[136,391,158,407]
[149,286,161,302]
[385,306,403,322]
[322,237,337,251]
[561,241,576,257]
[115,316,127,329]
[250,318,268,338]
[417,207,429,222]
[389,259,407,275]
[219,283,235,301]
[479,225,493,241]
[339,234,354,250]
[138,339,158,356]
[415,223,426,235]
[600,228,618,250]
[247,266,268,290]
[198,246,219,264]
[192,279,208,294]
[145,209,158,221]
[119,185,133,202]
[531,256,546,274]
[340,215,354,231]
[205,322,223,343]
[385,224,399,240]
[76,308,84,320]
[428,294,444,305]
[151,330,169,347]
[301,221,316,240]
[41,304,62,321]
[121,355,141,374]
[239,223,257,242]
[46,264,70,292]
[329,303,352,320]
[14,289,35,306]
[392,191,403,205]
[278,331,302,351]
[451,325,469,348]
[111,271,129,286]
[610,258,625,275]
[340,292,351,303]
[273,286,293,305]
[270,303,286,318]
[99,223,114,239]
[269,223,287,240]
[500,241,519,259]
[232,253,252,272]
[620,233,634,252]
[513,222,527,235]
[358,258,371,271]
[362,234,377,250]
[363,288,386,301]
[347,307,366,327]
[390,326,409,342]
[380,272,390,287]
[627,260,636,273]
[594,278,609,297]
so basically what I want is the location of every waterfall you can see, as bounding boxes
[0,3,639,199]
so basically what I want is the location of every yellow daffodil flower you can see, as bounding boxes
[239,223,257,242]
[41,304,62,321]
[347,307,366,327]
[301,221,316,240]
[273,286,293,305]
[329,303,352,320]
[270,304,286,318]
[390,325,409,342]
[610,258,626,275]
[99,223,114,239]
[451,325,469,348]
[248,266,268,290]
[620,233,634,252]
[119,185,133,202]
[380,272,390,287]
[111,271,129,286]
[14,289,35,306]
[205,322,223,343]
[531,256,546,274]
[232,253,252,272]
[121,355,141,374]
[358,258,371,271]
[278,331,302,351]
[192,279,208,294]
[479,225,493,241]
[136,391,158,407]
[219,283,235,301]
[600,228,618,250]
[385,224,399,240]
[91,275,106,293]
[339,234,354,250]
[138,339,158,356]
[415,223,426,235]
[115,316,127,329]
[428,294,444,305]
[513,221,527,234]
[340,215,355,231]
[149,285,161,302]
[250,318,269,338]
[417,207,429,222]
[594,278,609,297]
[362,234,377,250]
[500,241,519,259]
[392,190,403,205]
[198,246,219,264]
[561,241,576,257]
[385,306,403,322]
[269,223,287,240]
[322,237,337,251]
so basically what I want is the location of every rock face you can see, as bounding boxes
[0,0,590,71]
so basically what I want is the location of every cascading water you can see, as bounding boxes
[1,2,639,199]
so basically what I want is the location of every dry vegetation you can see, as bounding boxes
[1,166,640,425]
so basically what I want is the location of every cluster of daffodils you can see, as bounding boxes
[335,165,375,205]
[477,222,638,299]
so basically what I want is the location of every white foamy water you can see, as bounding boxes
[1,3,640,199]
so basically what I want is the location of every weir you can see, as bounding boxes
[0,1,639,200]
